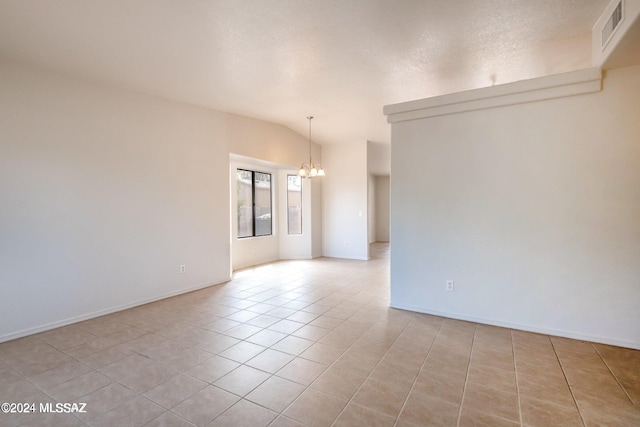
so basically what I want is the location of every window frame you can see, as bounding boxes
[236,168,273,239]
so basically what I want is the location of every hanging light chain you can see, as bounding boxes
[308,116,313,163]
[298,115,325,178]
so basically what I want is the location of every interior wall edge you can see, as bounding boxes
[390,303,640,350]
[0,277,230,344]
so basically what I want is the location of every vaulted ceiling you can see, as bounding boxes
[0,0,610,146]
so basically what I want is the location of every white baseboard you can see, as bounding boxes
[0,278,230,343]
[390,303,640,350]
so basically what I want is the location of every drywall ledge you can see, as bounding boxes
[383,68,602,123]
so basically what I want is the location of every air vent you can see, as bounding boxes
[602,1,624,49]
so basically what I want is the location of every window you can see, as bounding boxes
[287,175,302,235]
[237,169,272,238]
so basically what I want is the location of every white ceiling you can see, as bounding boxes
[0,0,609,147]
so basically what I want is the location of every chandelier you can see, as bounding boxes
[298,116,325,178]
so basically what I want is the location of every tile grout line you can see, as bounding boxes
[85,285,341,425]
[455,324,476,427]
[17,340,103,427]
[326,311,418,427]
[214,295,355,424]
[215,273,375,416]
[548,338,587,427]
[391,318,445,427]
[182,284,342,424]
[262,301,389,425]
[510,329,524,427]
[33,321,214,426]
[592,343,635,406]
[15,301,333,425]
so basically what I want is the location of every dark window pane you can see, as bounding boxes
[237,169,272,238]
[237,170,253,238]
[254,172,272,236]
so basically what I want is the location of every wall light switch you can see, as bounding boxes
[446,280,454,291]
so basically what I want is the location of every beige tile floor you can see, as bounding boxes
[1,243,639,426]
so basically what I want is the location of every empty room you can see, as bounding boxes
[1,1,639,426]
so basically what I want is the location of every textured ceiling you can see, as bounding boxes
[0,0,609,147]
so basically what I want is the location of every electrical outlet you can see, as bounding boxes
[446,280,454,291]
[180,264,186,274]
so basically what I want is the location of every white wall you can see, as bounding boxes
[387,65,640,349]
[368,174,376,243]
[367,141,391,176]
[375,175,390,242]
[226,115,321,169]
[311,178,323,259]
[322,141,369,260]
[0,61,319,341]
